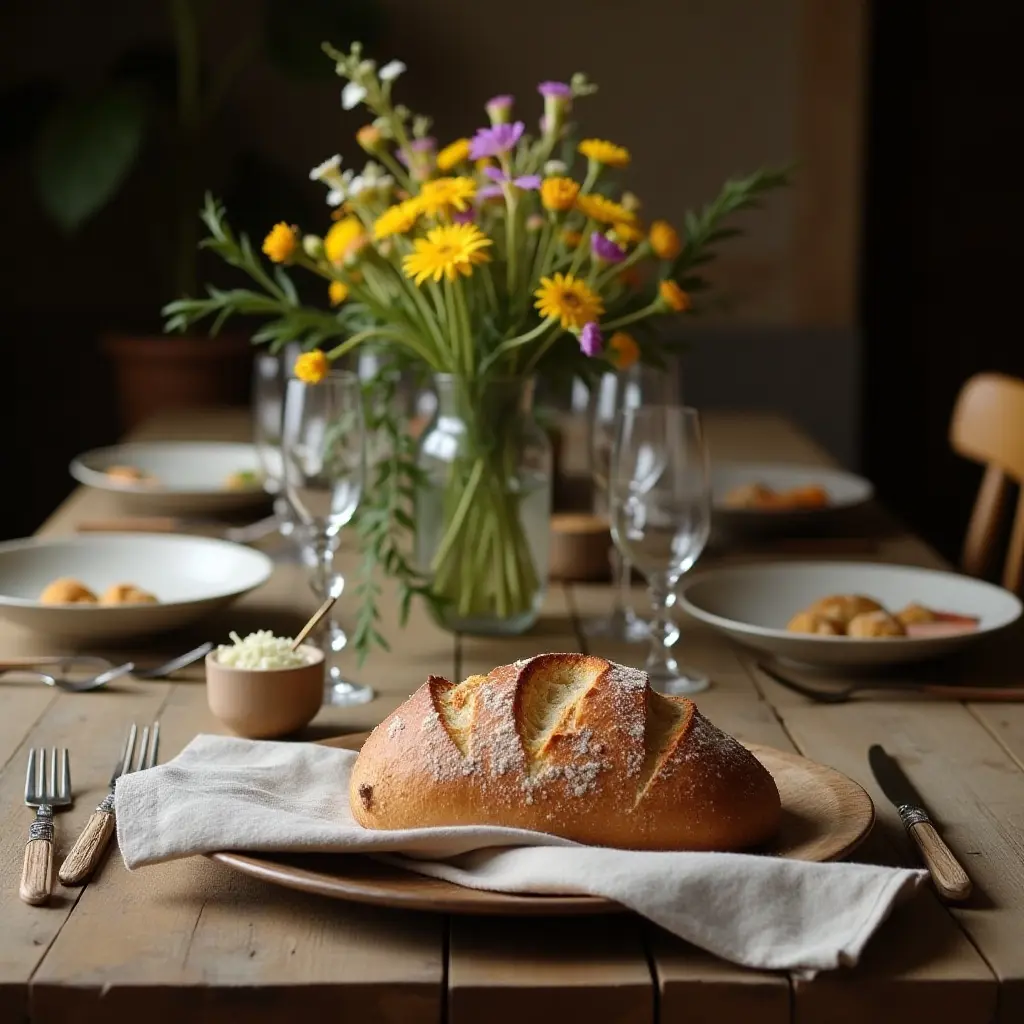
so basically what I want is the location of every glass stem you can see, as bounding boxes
[608,546,625,615]
[645,573,681,676]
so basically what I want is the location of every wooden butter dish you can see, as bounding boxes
[549,513,611,581]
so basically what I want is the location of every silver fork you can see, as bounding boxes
[21,748,72,905]
[59,722,159,886]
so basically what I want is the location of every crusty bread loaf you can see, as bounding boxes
[349,653,781,851]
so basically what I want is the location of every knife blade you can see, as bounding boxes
[868,744,972,901]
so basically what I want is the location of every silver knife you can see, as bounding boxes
[868,744,972,901]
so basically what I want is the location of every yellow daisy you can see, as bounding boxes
[607,332,640,370]
[294,350,329,384]
[328,281,349,306]
[575,193,637,225]
[417,176,477,217]
[578,139,631,168]
[659,279,691,312]
[262,222,298,263]
[436,138,472,172]
[373,199,422,240]
[324,217,364,264]
[649,220,682,259]
[541,177,580,212]
[534,273,604,331]
[401,223,493,285]
[611,221,644,245]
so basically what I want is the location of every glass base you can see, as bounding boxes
[646,664,711,696]
[582,607,649,643]
[324,677,375,706]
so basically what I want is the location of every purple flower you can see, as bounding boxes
[469,121,525,160]
[397,137,436,167]
[480,165,541,195]
[590,231,626,264]
[538,81,572,98]
[579,322,603,357]
[486,94,514,125]
[452,208,476,224]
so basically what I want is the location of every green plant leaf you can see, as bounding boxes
[34,83,148,231]
[265,0,385,81]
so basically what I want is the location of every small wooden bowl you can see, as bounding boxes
[205,646,324,739]
[549,513,612,581]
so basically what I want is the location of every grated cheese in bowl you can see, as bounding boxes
[214,630,311,670]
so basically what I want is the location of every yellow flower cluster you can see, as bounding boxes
[374,199,422,240]
[579,139,631,168]
[540,177,580,212]
[294,350,329,383]
[436,138,471,172]
[575,193,636,225]
[324,217,364,264]
[402,223,493,285]
[262,223,298,263]
[534,273,604,331]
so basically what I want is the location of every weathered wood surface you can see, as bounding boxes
[1,408,1021,1023]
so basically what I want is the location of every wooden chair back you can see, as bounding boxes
[950,372,1024,592]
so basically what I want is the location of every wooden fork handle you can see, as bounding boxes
[20,811,54,905]
[59,808,116,886]
[907,820,973,901]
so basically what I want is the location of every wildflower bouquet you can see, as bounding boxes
[165,42,785,658]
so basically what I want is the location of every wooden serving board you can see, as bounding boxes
[210,733,875,915]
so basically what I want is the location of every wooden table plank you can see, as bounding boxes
[3,409,454,1023]
[28,583,450,1023]
[448,916,653,1024]
[2,405,1020,1023]
[451,583,658,1024]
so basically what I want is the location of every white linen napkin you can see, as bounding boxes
[116,734,926,974]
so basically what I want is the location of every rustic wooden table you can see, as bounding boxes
[1,408,1022,1024]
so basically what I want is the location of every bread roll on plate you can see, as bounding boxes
[350,653,781,851]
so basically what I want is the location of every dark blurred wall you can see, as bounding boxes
[1,0,856,538]
[862,1,1024,565]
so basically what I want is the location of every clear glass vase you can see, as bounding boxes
[416,374,552,635]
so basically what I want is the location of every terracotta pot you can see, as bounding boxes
[103,333,254,431]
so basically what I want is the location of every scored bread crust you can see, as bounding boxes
[349,653,781,851]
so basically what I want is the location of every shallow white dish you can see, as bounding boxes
[711,462,873,535]
[70,442,268,514]
[0,534,273,643]
[679,562,1022,668]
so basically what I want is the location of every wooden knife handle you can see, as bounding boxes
[20,838,53,905]
[76,517,184,533]
[59,809,116,886]
[908,820,973,901]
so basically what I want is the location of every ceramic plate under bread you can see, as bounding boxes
[209,732,874,915]
[712,462,873,537]
[679,562,1022,669]
[0,534,272,643]
[70,441,268,514]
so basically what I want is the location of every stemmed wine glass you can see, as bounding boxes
[609,405,712,694]
[252,348,300,538]
[583,365,673,641]
[282,370,374,706]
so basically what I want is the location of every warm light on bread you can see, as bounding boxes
[39,578,98,605]
[350,653,782,851]
[99,583,159,605]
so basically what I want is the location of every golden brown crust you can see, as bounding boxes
[99,583,159,605]
[786,610,844,635]
[895,602,938,626]
[349,654,781,851]
[846,609,905,637]
[805,594,884,626]
[39,578,98,605]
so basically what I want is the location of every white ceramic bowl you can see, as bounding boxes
[679,561,1022,668]
[70,441,269,514]
[0,534,273,643]
[711,462,873,536]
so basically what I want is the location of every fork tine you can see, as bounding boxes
[49,749,57,801]
[135,727,150,772]
[122,723,138,776]
[25,748,36,802]
[148,722,160,768]
[60,749,71,801]
[36,748,45,802]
